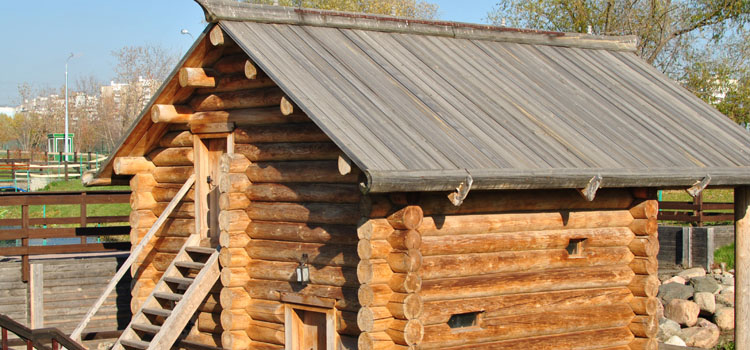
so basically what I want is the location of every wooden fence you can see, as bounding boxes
[658,193,734,226]
[0,190,131,281]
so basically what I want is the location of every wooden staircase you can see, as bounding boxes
[112,234,220,350]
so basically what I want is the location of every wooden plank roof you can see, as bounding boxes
[89,0,750,192]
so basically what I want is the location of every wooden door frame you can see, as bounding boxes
[284,303,336,350]
[193,135,228,246]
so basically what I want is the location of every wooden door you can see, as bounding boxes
[194,136,226,246]
[286,304,334,350]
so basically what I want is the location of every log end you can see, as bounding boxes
[209,25,225,46]
[244,60,258,80]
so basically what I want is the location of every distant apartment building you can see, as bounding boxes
[100,76,159,111]
[0,106,17,116]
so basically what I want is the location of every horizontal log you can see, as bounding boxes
[152,185,195,202]
[246,183,361,203]
[629,219,657,236]
[190,87,284,111]
[389,273,421,294]
[148,147,194,166]
[358,331,404,350]
[357,306,392,332]
[421,265,634,302]
[628,274,659,297]
[219,173,252,194]
[220,153,251,174]
[197,311,222,333]
[246,161,359,183]
[246,341,284,350]
[629,200,658,219]
[246,299,284,323]
[388,230,421,250]
[220,287,251,310]
[246,202,360,225]
[185,331,222,348]
[234,124,329,143]
[220,192,251,211]
[629,337,658,350]
[221,266,250,288]
[179,67,216,88]
[191,107,309,126]
[220,230,251,248]
[209,25,227,46]
[157,218,196,237]
[419,188,634,216]
[629,297,659,316]
[418,210,635,237]
[421,304,634,349]
[130,173,157,191]
[387,319,423,346]
[629,257,657,275]
[130,191,157,210]
[159,131,193,147]
[244,279,358,311]
[153,201,195,219]
[387,293,423,320]
[629,315,657,338]
[129,210,157,229]
[420,227,634,256]
[421,247,634,280]
[247,260,357,287]
[628,237,658,257]
[197,74,277,94]
[431,326,633,350]
[246,319,284,345]
[151,104,193,124]
[222,330,251,350]
[246,220,357,245]
[221,308,251,331]
[219,210,251,232]
[246,239,357,267]
[358,239,391,260]
[387,250,422,273]
[191,122,234,134]
[358,219,394,240]
[153,166,193,183]
[220,247,251,267]
[153,237,187,254]
[213,55,251,75]
[234,142,340,162]
[387,206,423,230]
[114,157,154,175]
[358,284,393,307]
[421,287,632,326]
[357,259,392,285]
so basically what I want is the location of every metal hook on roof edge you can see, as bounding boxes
[448,170,473,207]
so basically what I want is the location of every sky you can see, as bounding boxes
[0,0,498,106]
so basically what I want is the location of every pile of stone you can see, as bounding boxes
[657,267,735,348]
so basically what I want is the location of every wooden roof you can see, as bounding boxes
[89,0,750,192]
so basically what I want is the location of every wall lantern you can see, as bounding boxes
[296,253,310,284]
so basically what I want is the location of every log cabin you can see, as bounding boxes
[79,1,750,349]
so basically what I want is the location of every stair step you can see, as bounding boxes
[154,292,183,301]
[121,339,150,349]
[132,323,161,334]
[185,246,216,255]
[164,276,194,285]
[174,261,205,270]
[142,307,171,318]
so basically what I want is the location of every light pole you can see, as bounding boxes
[64,53,76,159]
[180,29,193,40]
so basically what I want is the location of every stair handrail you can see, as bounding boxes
[70,174,196,342]
[0,314,85,350]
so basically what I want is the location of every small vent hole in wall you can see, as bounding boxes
[448,312,481,329]
[566,238,587,257]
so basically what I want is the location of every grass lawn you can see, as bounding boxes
[660,188,733,203]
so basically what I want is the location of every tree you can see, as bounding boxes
[486,0,750,123]
[245,0,439,19]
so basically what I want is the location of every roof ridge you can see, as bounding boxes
[194,0,638,52]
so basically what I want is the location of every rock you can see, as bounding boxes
[659,282,695,304]
[657,318,682,342]
[712,268,722,274]
[714,307,735,331]
[693,292,716,314]
[663,275,687,285]
[678,267,706,279]
[682,326,720,348]
[721,274,735,286]
[665,299,700,327]
[690,276,721,294]
[716,289,735,306]
[664,335,687,346]
[696,318,719,331]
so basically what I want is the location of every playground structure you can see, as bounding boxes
[0,150,108,191]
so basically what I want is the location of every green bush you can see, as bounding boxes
[714,243,735,270]
[715,340,735,350]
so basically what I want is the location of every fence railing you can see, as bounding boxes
[0,151,108,191]
[658,193,734,226]
[0,191,131,282]
[0,314,85,350]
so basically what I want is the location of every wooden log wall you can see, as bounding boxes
[394,188,656,350]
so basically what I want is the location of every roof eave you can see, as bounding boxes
[362,167,750,193]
